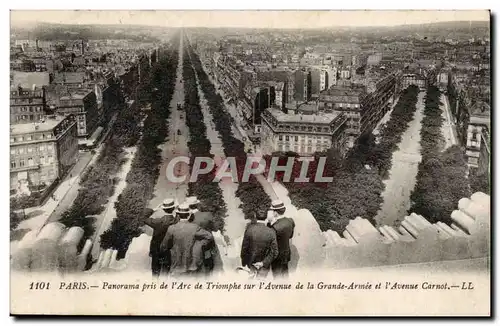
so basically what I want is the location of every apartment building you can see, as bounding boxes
[465,101,490,175]
[10,114,78,196]
[402,73,426,91]
[260,107,349,156]
[49,89,99,138]
[10,85,46,124]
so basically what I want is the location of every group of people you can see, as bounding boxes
[240,199,295,279]
[143,196,295,279]
[143,196,221,278]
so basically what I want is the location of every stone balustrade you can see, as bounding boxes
[10,192,490,274]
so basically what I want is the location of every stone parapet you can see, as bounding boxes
[322,192,490,269]
[10,192,490,274]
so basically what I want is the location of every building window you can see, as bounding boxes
[294,136,298,142]
[27,135,32,141]
[11,161,16,168]
[28,158,34,166]
[40,156,44,165]
[10,138,14,143]
[27,147,33,153]
[307,147,312,153]
[278,135,283,141]
[39,144,45,151]
[46,134,52,139]
[19,159,25,167]
[285,136,289,141]
[19,148,25,154]
[48,155,53,164]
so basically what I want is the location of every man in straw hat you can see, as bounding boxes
[160,203,214,277]
[142,198,178,277]
[268,199,295,278]
[185,196,201,215]
[240,208,278,279]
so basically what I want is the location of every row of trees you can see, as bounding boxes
[187,43,272,219]
[59,82,143,251]
[183,51,227,232]
[100,48,179,258]
[266,86,420,232]
[409,86,471,225]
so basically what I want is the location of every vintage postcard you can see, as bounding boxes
[9,10,491,316]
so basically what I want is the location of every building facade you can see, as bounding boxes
[294,69,309,102]
[56,91,99,138]
[465,103,490,175]
[10,114,78,195]
[260,107,349,156]
[10,86,46,124]
[319,72,401,147]
[402,73,426,91]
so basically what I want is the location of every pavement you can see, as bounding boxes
[375,91,426,227]
[14,105,121,233]
[440,94,459,150]
[15,151,93,233]
[91,147,137,259]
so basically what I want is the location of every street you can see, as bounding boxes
[91,147,137,259]
[375,91,426,227]
[149,32,190,216]
[16,151,93,233]
[440,93,459,150]
[14,111,121,233]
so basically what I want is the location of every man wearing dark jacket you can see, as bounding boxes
[160,203,214,277]
[189,211,221,275]
[240,210,279,278]
[268,199,295,278]
[143,198,178,277]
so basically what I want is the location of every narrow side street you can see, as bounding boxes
[375,91,426,226]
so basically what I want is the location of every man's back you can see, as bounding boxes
[241,222,278,268]
[192,211,214,232]
[145,214,177,255]
[162,221,212,275]
[271,217,295,263]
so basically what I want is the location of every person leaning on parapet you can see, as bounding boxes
[240,209,278,279]
[142,198,178,277]
[160,203,214,278]
[267,199,295,278]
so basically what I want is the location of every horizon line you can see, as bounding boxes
[11,19,490,30]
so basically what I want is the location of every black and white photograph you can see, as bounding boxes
[9,10,491,316]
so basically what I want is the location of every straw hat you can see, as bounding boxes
[270,199,285,211]
[176,203,191,217]
[161,198,176,210]
[186,196,200,206]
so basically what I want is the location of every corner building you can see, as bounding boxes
[10,115,78,195]
[260,107,349,156]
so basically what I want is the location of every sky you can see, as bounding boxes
[10,10,490,29]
